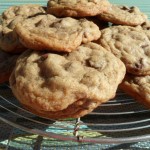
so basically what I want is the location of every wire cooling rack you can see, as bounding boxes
[0,83,150,144]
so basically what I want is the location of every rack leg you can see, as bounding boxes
[73,118,84,142]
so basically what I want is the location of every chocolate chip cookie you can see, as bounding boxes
[120,74,150,108]
[0,16,26,53]
[15,14,101,52]
[99,25,150,75]
[47,0,111,17]
[9,42,125,119]
[2,4,46,21]
[98,5,147,26]
[0,5,46,53]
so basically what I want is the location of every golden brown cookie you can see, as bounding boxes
[120,74,150,108]
[98,5,147,26]
[0,17,26,53]
[99,25,150,75]
[0,49,19,83]
[0,5,46,53]
[47,0,111,17]
[9,42,126,119]
[2,4,46,20]
[15,14,101,52]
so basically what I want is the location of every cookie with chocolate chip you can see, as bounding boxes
[0,4,46,53]
[0,16,26,53]
[9,42,125,119]
[120,74,150,108]
[47,0,111,17]
[99,25,150,75]
[15,14,101,52]
[98,5,147,26]
[2,4,46,21]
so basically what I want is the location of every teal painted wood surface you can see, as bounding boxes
[0,0,150,18]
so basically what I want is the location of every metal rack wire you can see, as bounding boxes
[0,83,150,144]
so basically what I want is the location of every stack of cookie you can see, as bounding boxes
[0,0,149,119]
[0,4,46,83]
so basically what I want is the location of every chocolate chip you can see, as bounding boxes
[141,44,149,49]
[40,54,48,61]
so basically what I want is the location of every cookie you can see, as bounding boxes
[15,14,101,52]
[9,42,125,119]
[2,4,46,21]
[0,5,46,53]
[47,0,111,17]
[99,25,150,75]
[0,17,26,53]
[98,5,147,26]
[120,74,150,108]
[0,49,19,83]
